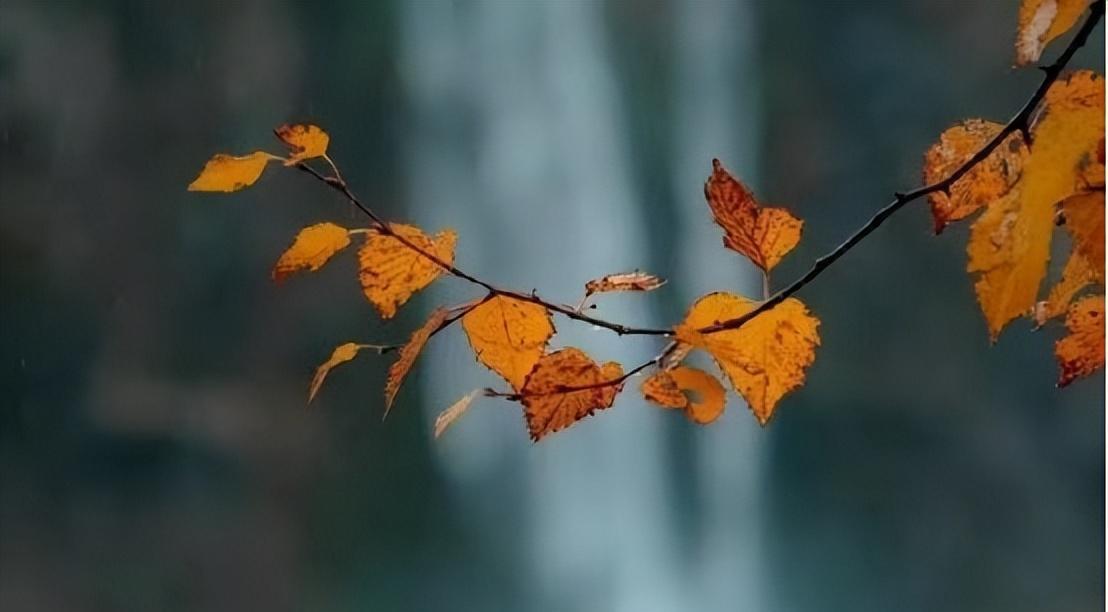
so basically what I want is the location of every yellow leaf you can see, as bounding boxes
[433,390,482,439]
[1061,190,1105,282]
[461,295,555,390]
[358,223,457,319]
[584,271,667,295]
[704,158,803,272]
[641,366,727,425]
[968,71,1104,339]
[1055,295,1105,386]
[275,124,330,166]
[520,348,623,441]
[187,152,277,192]
[1034,253,1096,326]
[922,119,1026,233]
[385,307,449,414]
[309,342,362,404]
[272,222,352,281]
[675,292,820,425]
[1015,0,1088,66]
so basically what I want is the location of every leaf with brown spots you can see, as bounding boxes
[922,119,1027,233]
[519,348,623,441]
[1055,295,1105,386]
[462,295,555,390]
[188,152,279,192]
[704,158,803,272]
[309,342,363,404]
[358,224,457,319]
[641,366,727,425]
[675,292,820,425]
[275,124,330,166]
[272,222,352,281]
[384,307,449,415]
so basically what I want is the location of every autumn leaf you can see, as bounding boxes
[309,342,363,404]
[275,124,330,166]
[641,366,727,425]
[584,272,667,296]
[384,307,449,415]
[968,71,1104,339]
[520,348,623,441]
[1061,191,1105,282]
[188,152,279,192]
[1015,0,1088,66]
[1035,253,1097,326]
[433,390,482,439]
[358,223,457,319]
[272,222,352,281]
[461,295,555,390]
[923,120,1027,233]
[674,292,820,425]
[1055,295,1105,386]
[704,158,803,272]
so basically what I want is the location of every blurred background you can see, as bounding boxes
[0,1,1103,610]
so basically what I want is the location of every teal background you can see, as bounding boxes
[0,1,1103,610]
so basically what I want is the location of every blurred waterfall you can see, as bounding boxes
[399,1,761,610]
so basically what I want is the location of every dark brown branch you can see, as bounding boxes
[698,2,1103,335]
[295,162,672,337]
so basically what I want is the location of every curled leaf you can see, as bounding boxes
[272,222,352,281]
[309,342,362,404]
[1015,0,1088,66]
[520,348,623,441]
[461,295,555,390]
[433,390,482,439]
[1055,295,1105,387]
[584,271,667,296]
[385,307,449,415]
[641,366,727,425]
[188,152,277,192]
[275,124,330,166]
[923,119,1026,233]
[1061,191,1105,282]
[675,292,820,425]
[704,158,803,272]
[358,224,457,319]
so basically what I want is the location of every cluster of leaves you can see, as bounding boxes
[188,0,1103,442]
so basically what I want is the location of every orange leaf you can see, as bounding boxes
[384,307,449,415]
[1015,0,1088,66]
[641,366,727,425]
[461,295,555,390]
[520,348,623,441]
[308,342,362,404]
[188,152,278,192]
[675,292,820,425]
[272,222,352,281]
[275,124,330,166]
[1034,253,1097,326]
[433,390,482,439]
[584,271,667,296]
[704,158,802,272]
[968,71,1104,339]
[1061,191,1105,282]
[358,223,457,319]
[1055,295,1105,387]
[922,119,1026,233]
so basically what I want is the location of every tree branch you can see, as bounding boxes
[698,2,1103,336]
